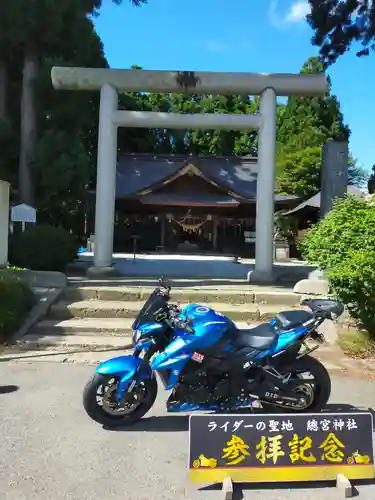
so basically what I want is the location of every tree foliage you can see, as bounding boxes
[10,225,78,271]
[277,146,323,198]
[137,92,259,156]
[368,165,375,194]
[0,0,146,211]
[308,0,375,64]
[1,4,108,228]
[276,56,366,197]
[300,195,375,334]
[0,269,35,341]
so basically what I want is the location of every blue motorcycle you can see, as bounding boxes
[83,277,344,427]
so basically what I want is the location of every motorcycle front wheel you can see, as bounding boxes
[261,355,331,413]
[83,373,157,427]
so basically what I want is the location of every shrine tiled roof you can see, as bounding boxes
[116,153,259,199]
[115,153,297,204]
[283,185,365,215]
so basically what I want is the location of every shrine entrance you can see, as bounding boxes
[52,67,327,282]
[168,212,213,252]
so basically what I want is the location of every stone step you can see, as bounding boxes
[0,347,133,363]
[17,334,132,349]
[31,317,254,335]
[49,300,300,322]
[64,285,302,306]
[32,317,135,335]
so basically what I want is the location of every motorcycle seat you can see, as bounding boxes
[233,323,278,350]
[275,310,313,330]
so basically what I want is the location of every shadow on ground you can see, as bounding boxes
[0,384,19,394]
[105,403,375,433]
[104,415,190,432]
[200,478,374,498]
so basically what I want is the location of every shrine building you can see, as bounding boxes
[105,154,297,257]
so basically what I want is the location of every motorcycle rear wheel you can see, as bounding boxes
[83,373,157,427]
[260,355,331,413]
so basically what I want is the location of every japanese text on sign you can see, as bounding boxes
[189,413,374,483]
[207,417,358,434]
[219,431,347,466]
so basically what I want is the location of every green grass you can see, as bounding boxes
[337,328,375,359]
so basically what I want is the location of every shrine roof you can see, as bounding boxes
[116,153,259,199]
[115,153,298,204]
[283,185,365,216]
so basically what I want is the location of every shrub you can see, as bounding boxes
[10,224,78,271]
[300,195,375,335]
[0,269,35,343]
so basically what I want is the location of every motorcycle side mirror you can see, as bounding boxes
[158,275,171,291]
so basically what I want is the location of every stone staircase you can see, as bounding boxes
[19,279,307,350]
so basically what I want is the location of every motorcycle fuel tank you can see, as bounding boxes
[179,304,233,327]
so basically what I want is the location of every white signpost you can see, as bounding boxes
[11,203,36,231]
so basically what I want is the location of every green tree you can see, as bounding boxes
[276,56,355,197]
[140,92,259,156]
[368,165,375,194]
[300,195,375,334]
[348,158,368,188]
[29,12,108,235]
[277,146,323,198]
[277,57,349,145]
[0,1,10,121]
[307,0,375,64]
[89,0,147,14]
[3,0,147,206]
[188,94,258,155]
[6,0,84,205]
[1,0,149,233]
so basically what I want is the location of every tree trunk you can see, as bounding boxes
[0,58,7,120]
[19,48,38,205]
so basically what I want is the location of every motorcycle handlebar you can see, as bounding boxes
[173,319,194,333]
[167,309,194,333]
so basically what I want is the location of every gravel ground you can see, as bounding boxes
[0,360,375,500]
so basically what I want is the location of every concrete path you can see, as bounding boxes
[77,252,315,282]
[0,361,375,499]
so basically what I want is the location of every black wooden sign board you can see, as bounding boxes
[189,412,375,483]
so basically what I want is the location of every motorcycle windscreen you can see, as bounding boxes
[131,290,168,330]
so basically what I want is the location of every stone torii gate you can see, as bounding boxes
[51,67,327,283]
